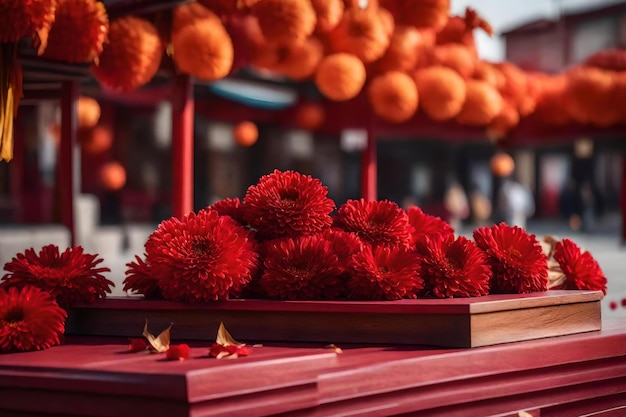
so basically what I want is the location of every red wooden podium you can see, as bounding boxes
[1,317,626,417]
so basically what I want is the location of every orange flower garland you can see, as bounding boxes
[456,79,503,127]
[367,71,418,123]
[43,0,109,63]
[91,16,163,91]
[329,5,391,63]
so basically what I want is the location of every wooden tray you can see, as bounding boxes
[65,290,603,348]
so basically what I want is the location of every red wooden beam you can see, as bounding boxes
[58,81,78,246]
[361,127,377,202]
[171,74,194,218]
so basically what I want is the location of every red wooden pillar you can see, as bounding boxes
[59,81,78,246]
[171,74,194,218]
[619,151,626,244]
[360,127,377,201]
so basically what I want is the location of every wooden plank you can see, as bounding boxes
[65,291,603,348]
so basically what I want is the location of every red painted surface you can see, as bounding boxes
[171,74,194,218]
[361,127,377,202]
[58,80,78,246]
[1,318,625,416]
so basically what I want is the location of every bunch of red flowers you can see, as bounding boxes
[123,170,607,302]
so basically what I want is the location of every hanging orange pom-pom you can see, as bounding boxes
[43,0,108,63]
[494,62,534,116]
[487,100,519,140]
[233,121,258,147]
[430,44,476,79]
[311,0,344,33]
[315,53,366,101]
[172,2,223,34]
[251,0,316,46]
[472,60,505,90]
[172,14,234,81]
[80,125,113,155]
[370,25,426,74]
[78,96,101,129]
[253,38,323,80]
[296,102,325,130]
[91,16,163,92]
[456,79,503,127]
[380,0,449,31]
[490,152,515,177]
[196,0,258,16]
[533,74,570,127]
[0,0,56,54]
[414,65,466,121]
[436,7,492,54]
[329,5,391,63]
[100,161,126,191]
[564,67,616,127]
[368,71,418,123]
[583,48,626,72]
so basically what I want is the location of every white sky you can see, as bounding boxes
[450,0,626,61]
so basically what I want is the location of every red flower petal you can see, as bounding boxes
[417,234,491,298]
[209,197,248,226]
[0,286,67,352]
[259,234,344,300]
[243,170,335,240]
[123,254,161,299]
[166,344,191,361]
[334,199,412,249]
[347,245,423,300]
[473,223,548,293]
[553,238,607,295]
[406,206,455,247]
[1,245,113,309]
[128,338,148,352]
[146,209,260,302]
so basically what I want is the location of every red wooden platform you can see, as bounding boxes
[1,318,626,417]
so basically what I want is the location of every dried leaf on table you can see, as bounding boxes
[142,320,172,352]
[541,235,567,289]
[325,344,343,353]
[216,321,242,346]
[209,322,250,359]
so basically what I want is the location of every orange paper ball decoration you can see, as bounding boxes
[472,60,505,90]
[172,16,234,81]
[583,48,626,72]
[100,161,126,191]
[311,0,344,33]
[370,25,425,74]
[80,125,113,155]
[487,100,519,140]
[255,38,324,80]
[43,0,108,63]
[315,53,366,101]
[436,8,492,53]
[490,153,515,178]
[380,0,449,31]
[414,65,466,121]
[233,121,258,147]
[251,0,316,46]
[564,67,616,127]
[0,0,56,53]
[91,16,163,92]
[368,71,418,123]
[297,102,325,131]
[456,79,503,127]
[533,74,570,127]
[329,6,391,63]
[172,2,223,34]
[430,44,476,79]
[77,96,101,129]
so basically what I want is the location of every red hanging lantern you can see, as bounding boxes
[80,125,113,155]
[78,96,101,129]
[43,0,109,63]
[296,102,325,131]
[100,161,127,191]
[91,16,163,92]
[233,121,258,147]
[315,53,366,101]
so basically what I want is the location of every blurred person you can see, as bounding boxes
[498,176,534,229]
[444,179,469,230]
[469,183,492,227]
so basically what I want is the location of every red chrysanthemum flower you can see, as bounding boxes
[406,206,455,247]
[145,208,259,303]
[1,245,113,309]
[417,234,491,298]
[346,245,423,300]
[166,344,191,361]
[243,170,335,240]
[323,228,365,262]
[210,197,248,226]
[473,223,548,293]
[259,234,344,300]
[333,199,412,249]
[553,238,607,295]
[122,254,161,299]
[0,286,66,352]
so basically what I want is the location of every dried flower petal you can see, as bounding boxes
[166,344,190,361]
